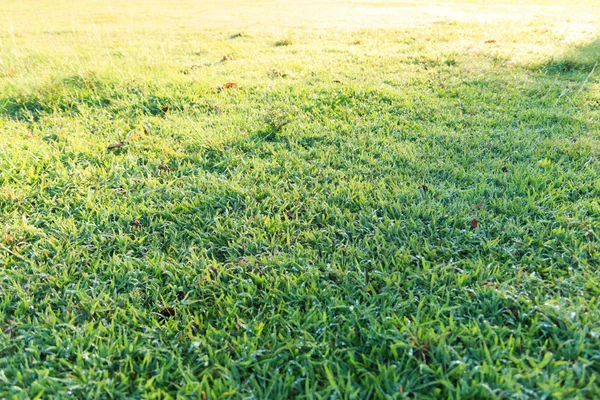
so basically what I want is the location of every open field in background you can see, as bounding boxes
[1,0,600,398]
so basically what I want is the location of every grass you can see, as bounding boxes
[1,0,600,398]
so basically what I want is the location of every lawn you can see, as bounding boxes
[1,0,600,398]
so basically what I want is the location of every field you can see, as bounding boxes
[1,0,600,398]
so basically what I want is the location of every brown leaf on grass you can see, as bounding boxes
[128,125,147,141]
[159,307,176,318]
[223,82,238,89]
[221,54,235,62]
[470,218,480,229]
[413,339,431,363]
[159,164,170,172]
[283,209,295,219]
[474,200,485,209]
[201,392,207,400]
[107,142,124,150]
[131,220,142,228]
[3,231,14,245]
[485,39,497,44]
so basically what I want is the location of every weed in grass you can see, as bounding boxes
[256,105,295,140]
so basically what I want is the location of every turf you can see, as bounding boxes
[1,0,600,398]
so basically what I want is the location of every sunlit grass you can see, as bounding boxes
[1,0,599,398]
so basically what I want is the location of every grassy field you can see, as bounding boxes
[1,0,600,398]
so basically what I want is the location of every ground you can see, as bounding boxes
[1,0,600,398]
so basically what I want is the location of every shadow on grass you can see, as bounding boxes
[539,38,600,74]
[0,75,219,122]
[1,29,600,400]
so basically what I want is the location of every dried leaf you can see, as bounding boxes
[414,340,431,363]
[221,54,235,62]
[223,82,238,89]
[283,209,294,219]
[159,307,176,318]
[127,125,147,141]
[159,164,170,172]
[474,200,484,209]
[4,231,14,245]
[470,218,480,229]
[201,392,207,400]
[107,142,124,150]
[131,220,142,228]
[485,39,497,44]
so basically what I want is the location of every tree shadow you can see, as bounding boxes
[539,38,600,74]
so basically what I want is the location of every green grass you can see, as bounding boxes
[1,0,600,398]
